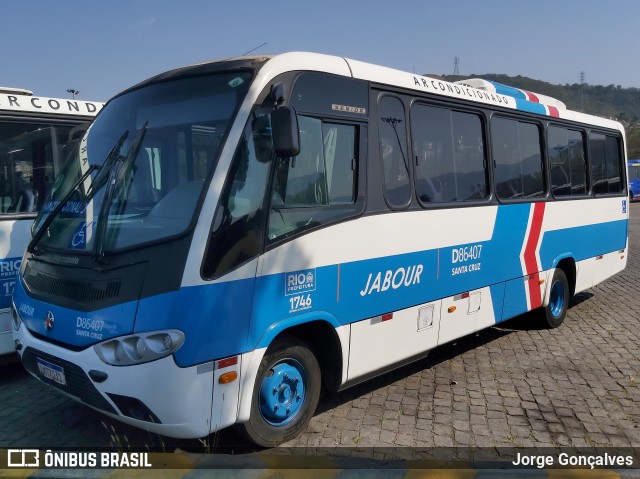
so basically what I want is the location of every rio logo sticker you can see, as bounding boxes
[0,257,21,309]
[285,269,316,296]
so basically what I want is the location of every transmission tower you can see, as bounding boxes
[453,57,460,76]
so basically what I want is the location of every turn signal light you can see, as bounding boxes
[219,371,238,384]
[448,306,456,313]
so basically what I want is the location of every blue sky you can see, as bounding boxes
[3,0,639,102]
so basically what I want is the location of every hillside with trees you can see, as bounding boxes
[433,73,640,158]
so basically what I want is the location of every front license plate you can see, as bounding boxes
[37,357,67,386]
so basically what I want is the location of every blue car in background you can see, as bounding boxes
[629,159,640,201]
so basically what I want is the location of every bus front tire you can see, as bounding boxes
[542,269,569,329]
[241,337,321,447]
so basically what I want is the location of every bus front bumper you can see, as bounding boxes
[13,322,241,439]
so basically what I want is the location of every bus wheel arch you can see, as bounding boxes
[542,269,569,328]
[555,257,576,297]
[240,335,321,446]
[267,320,344,392]
[239,320,344,446]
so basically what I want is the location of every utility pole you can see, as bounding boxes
[453,57,460,76]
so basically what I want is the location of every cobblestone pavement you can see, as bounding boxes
[1,204,640,455]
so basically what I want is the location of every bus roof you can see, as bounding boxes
[119,51,623,132]
[0,92,103,117]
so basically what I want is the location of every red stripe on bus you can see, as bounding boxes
[523,203,546,308]
[524,90,539,102]
[527,273,542,309]
[548,106,560,117]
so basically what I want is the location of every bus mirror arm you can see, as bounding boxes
[271,106,300,158]
[270,83,287,107]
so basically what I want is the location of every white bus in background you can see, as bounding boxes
[0,88,102,362]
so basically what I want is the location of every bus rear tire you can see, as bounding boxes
[241,337,321,447]
[542,269,569,329]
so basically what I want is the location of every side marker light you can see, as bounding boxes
[219,371,238,384]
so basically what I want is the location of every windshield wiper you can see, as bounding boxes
[86,130,129,199]
[94,122,148,264]
[27,164,100,254]
[27,130,130,256]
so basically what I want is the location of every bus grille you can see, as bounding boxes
[24,270,121,304]
[21,347,117,415]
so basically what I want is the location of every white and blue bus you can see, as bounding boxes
[11,53,628,446]
[0,88,101,362]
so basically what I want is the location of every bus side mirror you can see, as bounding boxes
[271,106,299,158]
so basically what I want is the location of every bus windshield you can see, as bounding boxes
[32,71,251,254]
[629,163,640,180]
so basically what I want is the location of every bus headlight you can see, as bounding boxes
[94,330,185,366]
[11,303,21,331]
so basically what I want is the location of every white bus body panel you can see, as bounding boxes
[348,300,441,380]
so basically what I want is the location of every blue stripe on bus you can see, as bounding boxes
[13,208,629,365]
[490,282,506,324]
[488,81,527,100]
[502,276,530,321]
[539,220,627,268]
[477,81,550,115]
[514,98,547,115]
[13,277,138,347]
[170,218,626,366]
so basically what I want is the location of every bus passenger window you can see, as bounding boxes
[492,117,544,200]
[590,133,623,195]
[267,116,359,243]
[411,104,488,204]
[548,126,587,197]
[0,123,77,214]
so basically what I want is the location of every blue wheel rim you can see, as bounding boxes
[549,279,565,318]
[259,358,306,426]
